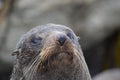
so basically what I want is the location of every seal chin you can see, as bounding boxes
[49,52,73,67]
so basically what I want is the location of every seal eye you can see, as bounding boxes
[67,32,74,40]
[31,37,42,45]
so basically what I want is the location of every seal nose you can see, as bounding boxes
[56,34,67,46]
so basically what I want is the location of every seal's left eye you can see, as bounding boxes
[31,37,42,45]
[67,32,74,40]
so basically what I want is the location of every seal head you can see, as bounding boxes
[11,24,91,80]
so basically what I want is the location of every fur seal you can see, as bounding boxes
[10,24,91,80]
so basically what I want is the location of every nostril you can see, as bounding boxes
[56,34,67,46]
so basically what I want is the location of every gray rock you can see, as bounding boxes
[93,69,120,80]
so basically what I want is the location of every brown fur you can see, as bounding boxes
[10,24,91,80]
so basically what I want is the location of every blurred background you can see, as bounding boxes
[0,0,120,80]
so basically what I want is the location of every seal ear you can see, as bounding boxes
[12,49,21,56]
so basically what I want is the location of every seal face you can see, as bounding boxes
[10,24,91,80]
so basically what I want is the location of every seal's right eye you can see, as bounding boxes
[31,37,42,45]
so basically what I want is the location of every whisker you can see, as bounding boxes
[27,57,41,80]
[74,48,89,71]
[20,55,40,80]
[20,46,56,80]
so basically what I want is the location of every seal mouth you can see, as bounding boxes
[40,48,74,66]
[49,52,73,66]
[37,41,75,72]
